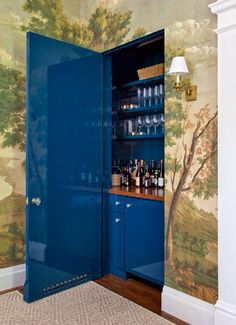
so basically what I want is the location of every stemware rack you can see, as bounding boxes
[112,75,165,140]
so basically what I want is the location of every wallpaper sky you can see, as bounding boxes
[0,0,215,73]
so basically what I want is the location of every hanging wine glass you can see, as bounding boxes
[144,115,153,134]
[136,116,143,134]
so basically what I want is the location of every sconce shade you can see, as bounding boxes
[168,56,189,75]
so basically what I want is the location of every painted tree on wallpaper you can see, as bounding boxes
[0,0,146,268]
[165,70,217,264]
[164,20,217,303]
[22,0,146,51]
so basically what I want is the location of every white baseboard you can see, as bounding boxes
[0,264,25,292]
[214,300,236,325]
[161,285,215,325]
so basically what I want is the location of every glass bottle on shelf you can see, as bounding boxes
[135,160,141,188]
[158,160,164,188]
[149,160,155,187]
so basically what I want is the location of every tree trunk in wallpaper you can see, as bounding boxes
[166,112,217,265]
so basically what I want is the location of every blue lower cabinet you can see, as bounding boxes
[108,195,126,278]
[125,197,164,285]
[108,194,164,285]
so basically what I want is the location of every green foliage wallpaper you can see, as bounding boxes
[0,0,217,304]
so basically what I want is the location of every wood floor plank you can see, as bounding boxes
[95,274,189,325]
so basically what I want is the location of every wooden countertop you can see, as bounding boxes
[109,186,164,201]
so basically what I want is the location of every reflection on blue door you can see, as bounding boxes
[24,32,105,302]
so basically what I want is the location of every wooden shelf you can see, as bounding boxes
[109,186,164,201]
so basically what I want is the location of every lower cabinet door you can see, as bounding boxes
[125,197,164,285]
[108,195,125,278]
[112,213,124,270]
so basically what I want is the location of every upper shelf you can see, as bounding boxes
[115,75,164,89]
[115,133,164,141]
[115,103,164,116]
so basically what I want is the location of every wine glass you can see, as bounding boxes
[143,87,148,107]
[152,114,161,134]
[137,88,142,108]
[148,86,153,107]
[160,113,165,133]
[144,115,153,134]
[159,84,164,104]
[154,85,160,106]
[136,116,143,134]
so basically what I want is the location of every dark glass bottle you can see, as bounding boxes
[154,169,159,188]
[158,159,164,188]
[140,160,145,187]
[135,160,141,188]
[149,160,155,187]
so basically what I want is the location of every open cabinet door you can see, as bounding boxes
[24,32,109,302]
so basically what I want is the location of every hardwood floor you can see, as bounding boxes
[95,274,189,325]
[0,275,188,324]
[0,287,22,296]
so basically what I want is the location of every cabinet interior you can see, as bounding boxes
[106,30,165,191]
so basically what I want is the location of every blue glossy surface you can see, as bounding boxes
[125,197,164,285]
[24,32,105,302]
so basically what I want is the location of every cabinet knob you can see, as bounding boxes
[31,197,41,206]
[115,201,120,206]
[126,203,132,208]
[115,218,121,223]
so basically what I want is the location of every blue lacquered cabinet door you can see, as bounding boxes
[24,32,107,302]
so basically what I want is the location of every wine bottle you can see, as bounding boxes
[136,160,141,188]
[154,169,159,188]
[140,160,145,187]
[132,159,138,185]
[123,165,131,187]
[158,159,164,188]
[149,160,155,187]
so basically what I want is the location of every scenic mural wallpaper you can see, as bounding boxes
[0,0,217,304]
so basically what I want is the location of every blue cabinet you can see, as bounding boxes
[108,195,126,278]
[125,197,164,285]
[108,194,164,285]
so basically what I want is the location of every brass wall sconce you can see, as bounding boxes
[168,56,197,101]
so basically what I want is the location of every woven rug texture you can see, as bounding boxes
[0,281,175,325]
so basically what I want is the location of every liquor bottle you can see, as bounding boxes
[121,165,125,186]
[140,160,145,187]
[132,159,138,185]
[123,165,131,187]
[149,160,155,187]
[154,169,159,188]
[158,159,164,188]
[144,164,150,188]
[136,161,141,188]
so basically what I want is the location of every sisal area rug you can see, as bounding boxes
[0,281,175,325]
